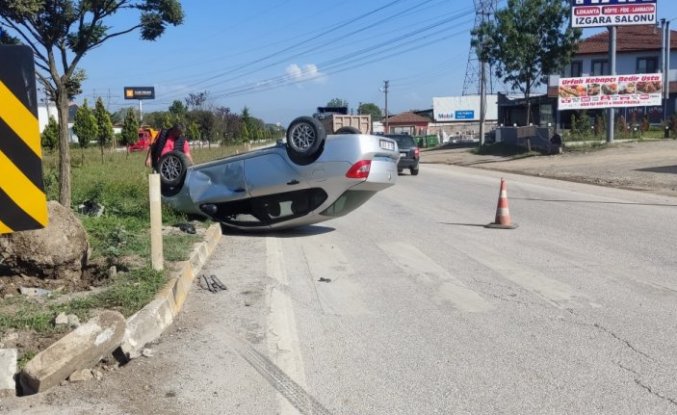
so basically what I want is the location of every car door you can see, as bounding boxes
[244,152,307,198]
[186,159,249,205]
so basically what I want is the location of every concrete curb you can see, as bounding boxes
[20,311,127,395]
[119,223,222,359]
[13,223,222,394]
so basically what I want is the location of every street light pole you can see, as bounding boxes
[383,80,389,133]
[665,20,672,123]
[607,26,616,144]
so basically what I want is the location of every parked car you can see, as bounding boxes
[158,116,399,232]
[386,134,420,175]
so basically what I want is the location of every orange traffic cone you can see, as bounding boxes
[486,178,518,229]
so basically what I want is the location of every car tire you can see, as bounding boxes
[286,116,326,165]
[397,168,403,174]
[158,151,192,188]
[334,126,361,134]
[410,167,419,176]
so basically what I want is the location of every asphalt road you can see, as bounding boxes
[5,165,677,414]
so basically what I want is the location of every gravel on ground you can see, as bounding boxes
[420,139,677,198]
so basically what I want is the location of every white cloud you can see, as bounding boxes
[285,64,327,85]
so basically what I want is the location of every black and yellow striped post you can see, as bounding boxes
[0,45,48,234]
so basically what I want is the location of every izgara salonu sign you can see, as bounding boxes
[571,0,657,29]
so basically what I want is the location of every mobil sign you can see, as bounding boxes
[572,0,657,28]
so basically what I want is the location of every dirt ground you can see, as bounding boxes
[420,139,677,198]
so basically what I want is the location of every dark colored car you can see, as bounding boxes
[386,134,420,175]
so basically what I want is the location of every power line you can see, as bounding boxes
[185,0,409,90]
[89,2,476,111]
[204,23,475,101]
[201,12,474,100]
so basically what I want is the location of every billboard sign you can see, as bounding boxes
[433,96,498,122]
[571,0,657,28]
[455,110,475,120]
[124,86,155,100]
[558,73,662,110]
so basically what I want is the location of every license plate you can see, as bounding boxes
[379,139,395,151]
[400,152,408,157]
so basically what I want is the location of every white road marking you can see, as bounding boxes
[461,243,588,309]
[301,241,370,315]
[379,242,494,313]
[266,237,307,415]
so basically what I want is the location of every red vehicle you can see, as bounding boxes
[128,127,159,152]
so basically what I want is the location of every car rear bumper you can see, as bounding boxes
[397,158,419,170]
[351,157,397,191]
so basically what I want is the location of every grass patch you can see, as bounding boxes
[0,267,166,335]
[164,234,201,261]
[0,297,60,333]
[18,351,36,370]
[83,267,167,317]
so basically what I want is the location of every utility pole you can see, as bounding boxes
[607,26,616,144]
[478,10,488,146]
[383,80,389,133]
[661,19,671,124]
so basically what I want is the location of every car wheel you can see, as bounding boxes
[286,116,326,164]
[397,168,403,175]
[158,151,192,188]
[410,167,419,176]
[334,126,361,134]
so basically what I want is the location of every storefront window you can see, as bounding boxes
[591,60,609,76]
[637,57,658,74]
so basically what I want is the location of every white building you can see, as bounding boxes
[429,95,499,141]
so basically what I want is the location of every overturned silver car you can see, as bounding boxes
[157,116,399,232]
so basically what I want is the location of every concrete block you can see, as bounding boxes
[68,368,93,382]
[205,224,222,252]
[118,297,174,360]
[0,349,17,393]
[173,262,194,311]
[19,310,126,395]
[189,242,208,273]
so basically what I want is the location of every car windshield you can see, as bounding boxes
[390,135,416,149]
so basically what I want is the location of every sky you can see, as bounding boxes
[60,0,677,126]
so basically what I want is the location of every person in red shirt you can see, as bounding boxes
[145,123,194,170]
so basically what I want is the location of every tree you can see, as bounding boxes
[472,0,580,125]
[94,97,113,159]
[186,121,200,142]
[0,1,184,207]
[571,110,591,139]
[185,91,208,110]
[144,111,173,129]
[358,102,383,121]
[189,110,216,145]
[41,116,59,151]
[168,100,187,125]
[241,107,253,142]
[327,98,349,108]
[121,108,139,148]
[73,99,97,149]
[214,106,242,144]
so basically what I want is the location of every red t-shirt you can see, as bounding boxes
[160,134,190,157]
